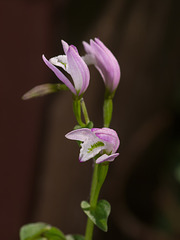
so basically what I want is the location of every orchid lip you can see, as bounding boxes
[66,127,120,164]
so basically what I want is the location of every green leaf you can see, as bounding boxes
[20,223,48,240]
[43,227,66,240]
[20,223,66,240]
[66,234,84,240]
[81,200,111,232]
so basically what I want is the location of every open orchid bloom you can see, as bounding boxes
[65,127,120,164]
[42,40,90,96]
[83,38,120,93]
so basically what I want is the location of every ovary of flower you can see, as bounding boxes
[42,40,90,96]
[65,128,120,164]
[83,38,120,93]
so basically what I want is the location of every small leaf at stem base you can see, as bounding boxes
[81,200,111,232]
[20,222,66,240]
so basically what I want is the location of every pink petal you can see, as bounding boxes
[90,40,114,89]
[61,40,69,54]
[96,153,119,164]
[82,41,93,54]
[91,128,100,132]
[94,38,121,90]
[65,128,92,141]
[67,46,90,95]
[84,38,120,92]
[93,128,120,153]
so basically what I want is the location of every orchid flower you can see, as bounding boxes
[42,40,90,96]
[82,38,120,94]
[65,127,120,164]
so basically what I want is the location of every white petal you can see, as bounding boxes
[79,139,105,162]
[49,55,70,72]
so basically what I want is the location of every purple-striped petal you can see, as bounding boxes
[93,128,120,153]
[95,38,120,90]
[67,46,90,95]
[83,38,120,93]
[90,40,115,91]
[42,55,76,94]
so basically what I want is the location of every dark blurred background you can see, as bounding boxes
[0,0,180,239]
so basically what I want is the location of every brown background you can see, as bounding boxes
[0,0,180,240]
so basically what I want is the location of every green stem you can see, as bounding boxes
[103,89,116,127]
[85,163,109,240]
[75,96,113,240]
[103,98,113,128]
[73,99,85,127]
[81,98,90,125]
[84,164,97,240]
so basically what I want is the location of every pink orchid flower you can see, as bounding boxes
[65,127,120,164]
[42,40,90,96]
[83,38,120,93]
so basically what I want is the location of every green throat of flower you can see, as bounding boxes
[87,141,105,153]
[60,61,67,69]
